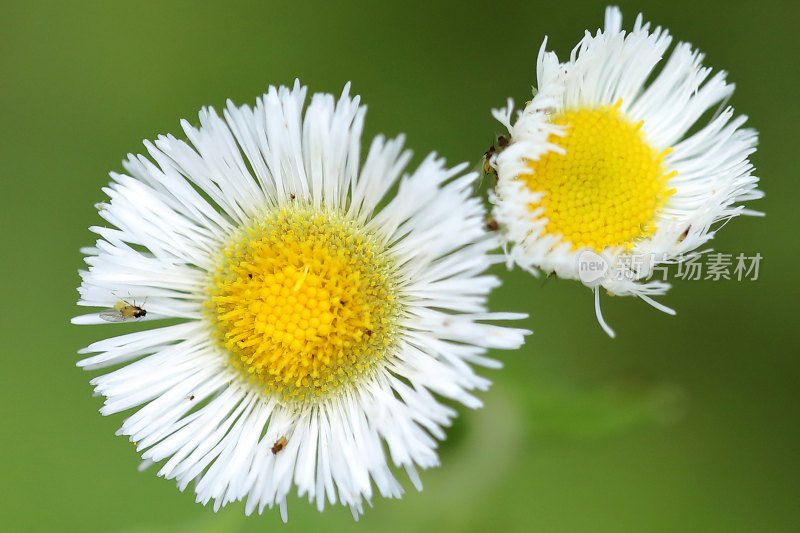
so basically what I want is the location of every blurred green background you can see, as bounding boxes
[2,0,797,531]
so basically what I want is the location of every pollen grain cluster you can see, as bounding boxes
[208,207,399,402]
[523,101,675,251]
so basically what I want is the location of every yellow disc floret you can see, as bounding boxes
[208,207,399,403]
[523,101,676,251]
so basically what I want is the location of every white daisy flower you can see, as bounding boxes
[73,81,528,521]
[489,6,763,337]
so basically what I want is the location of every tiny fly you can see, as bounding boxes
[99,300,147,322]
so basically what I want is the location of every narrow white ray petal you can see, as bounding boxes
[594,288,616,338]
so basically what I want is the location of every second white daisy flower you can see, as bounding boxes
[74,81,528,520]
[490,6,762,336]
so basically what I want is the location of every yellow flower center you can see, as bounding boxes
[523,101,675,251]
[208,207,399,403]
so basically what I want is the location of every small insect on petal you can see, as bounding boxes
[272,436,288,455]
[99,300,147,322]
[482,145,497,176]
